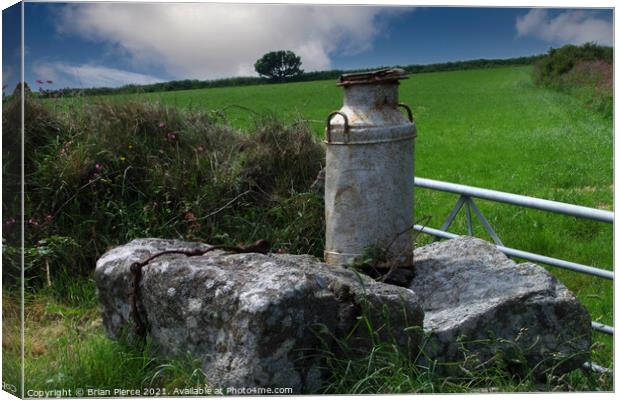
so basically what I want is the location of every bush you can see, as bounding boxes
[532,43,612,86]
[2,95,325,287]
[532,43,612,117]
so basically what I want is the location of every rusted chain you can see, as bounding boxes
[128,240,271,337]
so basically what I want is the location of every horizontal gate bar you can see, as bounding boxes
[415,177,614,223]
[591,322,614,335]
[413,225,614,280]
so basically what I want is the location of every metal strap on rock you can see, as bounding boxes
[128,240,271,337]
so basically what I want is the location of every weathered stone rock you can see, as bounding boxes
[410,236,591,376]
[95,238,424,393]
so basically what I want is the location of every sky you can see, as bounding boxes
[1,1,615,90]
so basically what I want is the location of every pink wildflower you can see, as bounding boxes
[166,131,178,141]
[45,214,54,224]
[27,218,39,226]
[158,122,166,129]
[4,217,16,226]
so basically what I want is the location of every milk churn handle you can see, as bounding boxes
[398,103,414,123]
[325,111,349,143]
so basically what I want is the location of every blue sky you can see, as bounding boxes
[2,2,614,90]
[2,3,20,93]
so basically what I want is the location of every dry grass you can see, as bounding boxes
[2,292,20,353]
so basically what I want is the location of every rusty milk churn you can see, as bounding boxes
[324,68,416,267]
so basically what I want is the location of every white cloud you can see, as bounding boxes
[516,9,612,46]
[32,61,163,88]
[55,3,403,80]
[2,64,15,85]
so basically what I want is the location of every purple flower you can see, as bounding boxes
[27,218,39,226]
[46,80,53,84]
[166,131,178,141]
[158,122,166,129]
[36,79,44,85]
[95,163,104,171]
[45,214,54,224]
[4,217,16,226]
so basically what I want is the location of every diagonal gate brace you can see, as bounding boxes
[434,195,504,246]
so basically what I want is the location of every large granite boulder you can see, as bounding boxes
[95,238,424,393]
[410,236,592,376]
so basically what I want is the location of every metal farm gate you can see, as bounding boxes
[412,177,613,373]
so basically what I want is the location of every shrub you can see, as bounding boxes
[532,43,613,117]
[2,95,325,287]
[532,43,612,86]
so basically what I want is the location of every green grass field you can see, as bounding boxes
[7,65,613,393]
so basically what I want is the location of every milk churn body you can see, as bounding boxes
[324,70,416,266]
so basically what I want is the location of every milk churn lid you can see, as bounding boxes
[337,67,409,86]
